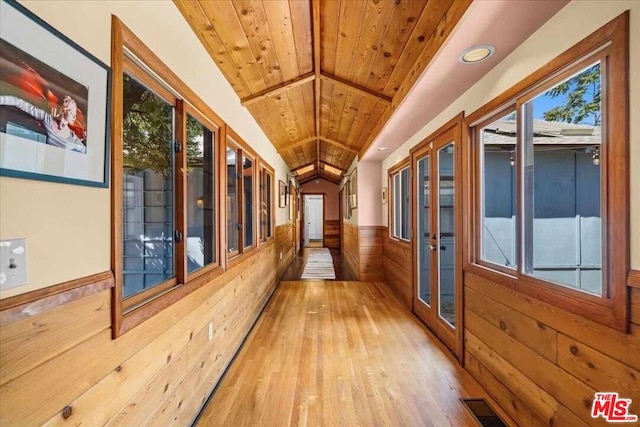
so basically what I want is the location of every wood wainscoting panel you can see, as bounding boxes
[0,236,292,426]
[324,219,340,249]
[464,271,640,426]
[382,231,412,309]
[343,223,360,278]
[358,226,384,282]
[631,287,640,326]
[275,223,296,279]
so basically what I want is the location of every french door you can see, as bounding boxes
[411,125,462,358]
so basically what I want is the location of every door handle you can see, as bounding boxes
[429,244,437,251]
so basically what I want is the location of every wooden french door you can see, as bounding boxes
[411,125,463,358]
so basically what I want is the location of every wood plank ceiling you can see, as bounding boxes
[174,0,472,184]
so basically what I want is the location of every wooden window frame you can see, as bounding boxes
[464,12,629,332]
[259,162,275,244]
[182,103,223,283]
[111,17,226,337]
[388,158,411,243]
[225,127,259,269]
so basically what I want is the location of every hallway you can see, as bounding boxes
[196,279,507,426]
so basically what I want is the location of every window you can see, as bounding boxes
[226,129,258,259]
[226,143,239,256]
[468,13,628,330]
[259,164,274,243]
[186,111,218,276]
[111,18,226,336]
[121,65,177,306]
[390,165,410,241]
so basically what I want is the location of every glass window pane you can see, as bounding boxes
[266,173,273,238]
[523,62,602,295]
[417,156,431,306]
[393,173,401,238]
[401,168,410,240]
[438,143,455,327]
[186,114,215,274]
[122,73,174,298]
[227,146,238,253]
[480,112,517,269]
[259,170,265,242]
[243,155,254,248]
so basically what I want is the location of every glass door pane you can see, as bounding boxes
[438,143,455,327]
[417,155,431,306]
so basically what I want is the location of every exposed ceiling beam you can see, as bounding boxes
[320,72,392,105]
[297,171,319,184]
[319,136,358,154]
[277,136,317,153]
[319,170,342,184]
[319,161,346,172]
[240,72,316,106]
[312,0,321,172]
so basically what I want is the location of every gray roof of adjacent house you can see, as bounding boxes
[483,120,601,146]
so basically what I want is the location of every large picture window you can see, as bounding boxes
[390,165,410,241]
[112,18,227,335]
[468,13,628,330]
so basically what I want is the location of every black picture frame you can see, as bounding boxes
[0,0,111,187]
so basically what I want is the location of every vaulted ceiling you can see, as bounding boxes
[174,0,471,184]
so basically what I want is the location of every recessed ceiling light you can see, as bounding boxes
[459,45,495,63]
[377,147,389,151]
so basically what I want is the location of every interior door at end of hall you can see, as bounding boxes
[412,128,460,357]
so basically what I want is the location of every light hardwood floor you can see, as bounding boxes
[197,281,509,426]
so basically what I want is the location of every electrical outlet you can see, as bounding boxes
[208,322,214,341]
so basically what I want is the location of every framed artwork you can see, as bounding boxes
[350,169,358,209]
[278,179,286,207]
[284,184,289,206]
[0,0,110,187]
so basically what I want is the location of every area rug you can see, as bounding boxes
[300,248,336,280]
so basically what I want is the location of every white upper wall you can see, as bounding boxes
[0,0,291,298]
[381,0,640,268]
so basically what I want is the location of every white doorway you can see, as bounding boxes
[303,195,324,247]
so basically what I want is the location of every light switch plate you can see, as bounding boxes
[0,239,28,290]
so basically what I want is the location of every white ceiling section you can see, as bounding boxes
[362,0,569,161]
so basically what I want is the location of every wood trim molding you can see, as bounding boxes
[277,136,317,153]
[0,270,113,314]
[241,72,315,106]
[628,270,640,289]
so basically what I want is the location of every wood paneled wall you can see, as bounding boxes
[464,272,640,427]
[343,223,359,278]
[324,220,340,249]
[275,224,295,279]
[382,230,412,310]
[342,224,384,282]
[0,226,294,426]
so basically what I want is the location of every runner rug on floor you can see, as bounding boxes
[300,248,336,280]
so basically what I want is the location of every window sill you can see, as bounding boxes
[117,264,225,337]
[464,262,627,333]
